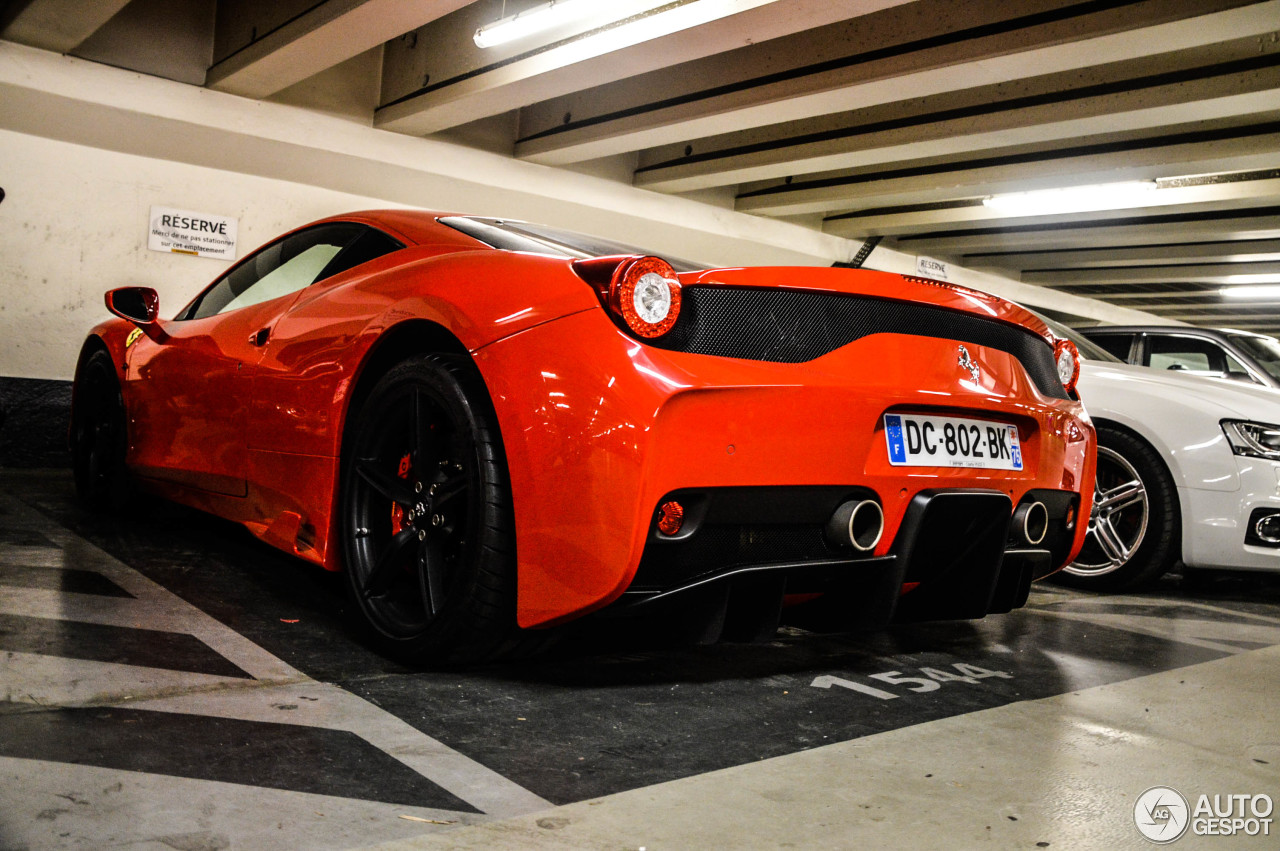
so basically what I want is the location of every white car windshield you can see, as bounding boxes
[440,216,705,272]
[1035,314,1123,363]
[1228,333,1280,381]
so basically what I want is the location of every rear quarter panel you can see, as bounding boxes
[254,248,600,459]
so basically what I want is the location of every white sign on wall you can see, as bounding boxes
[915,255,949,281]
[148,206,238,260]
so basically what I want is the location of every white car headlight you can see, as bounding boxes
[1222,420,1280,460]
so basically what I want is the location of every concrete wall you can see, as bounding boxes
[0,128,404,381]
[0,41,868,382]
[0,39,1166,386]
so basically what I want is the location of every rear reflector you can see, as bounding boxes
[657,500,684,536]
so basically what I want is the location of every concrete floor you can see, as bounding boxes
[368,647,1280,851]
[2,470,1278,850]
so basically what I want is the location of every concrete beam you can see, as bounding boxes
[1141,310,1274,320]
[206,0,472,99]
[637,42,1280,194]
[822,178,1280,238]
[1178,319,1280,330]
[0,40,1176,338]
[1023,262,1280,287]
[736,125,1280,217]
[0,40,853,273]
[514,0,1275,165]
[1103,298,1272,311]
[861,242,1182,326]
[374,0,901,137]
[0,0,130,52]
[961,239,1280,271]
[1054,290,1222,301]
[888,214,1280,255]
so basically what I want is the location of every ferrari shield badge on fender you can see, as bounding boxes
[125,328,143,348]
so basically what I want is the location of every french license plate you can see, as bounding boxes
[883,413,1023,470]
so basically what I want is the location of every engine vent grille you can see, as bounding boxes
[650,287,1067,400]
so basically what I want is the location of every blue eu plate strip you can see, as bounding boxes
[884,414,905,464]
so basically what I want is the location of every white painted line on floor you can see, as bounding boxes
[1,651,279,706]
[0,584,190,630]
[0,494,552,818]
[1104,594,1280,625]
[355,645,1280,850]
[1025,606,1280,654]
[0,756,479,851]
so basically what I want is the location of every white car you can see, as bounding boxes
[1048,318,1280,590]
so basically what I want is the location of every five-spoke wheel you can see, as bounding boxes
[340,355,515,664]
[1057,426,1179,591]
[1079,446,1148,572]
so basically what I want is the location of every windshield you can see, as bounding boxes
[1030,313,1123,363]
[439,216,705,272]
[1228,333,1280,380]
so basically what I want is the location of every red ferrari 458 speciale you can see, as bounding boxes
[71,210,1095,662]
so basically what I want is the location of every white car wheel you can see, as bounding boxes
[1056,427,1179,591]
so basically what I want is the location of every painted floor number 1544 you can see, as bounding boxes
[811,663,1013,700]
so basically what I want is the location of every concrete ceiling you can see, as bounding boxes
[3,0,1279,333]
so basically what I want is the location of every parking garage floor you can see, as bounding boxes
[2,469,1278,850]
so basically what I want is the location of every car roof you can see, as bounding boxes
[318,209,471,246]
[1080,325,1235,340]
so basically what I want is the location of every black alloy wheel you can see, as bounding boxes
[340,354,516,664]
[1055,426,1179,591]
[71,349,130,511]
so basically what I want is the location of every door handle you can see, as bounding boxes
[249,327,271,347]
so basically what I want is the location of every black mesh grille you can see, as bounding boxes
[630,486,877,592]
[631,524,833,592]
[651,287,1068,400]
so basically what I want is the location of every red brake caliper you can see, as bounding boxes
[390,452,413,534]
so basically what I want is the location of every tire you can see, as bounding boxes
[1054,426,1179,591]
[339,354,516,665]
[71,349,131,512]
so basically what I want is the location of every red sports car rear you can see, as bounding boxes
[71,210,1095,663]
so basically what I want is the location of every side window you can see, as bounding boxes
[314,228,404,281]
[1089,334,1135,362]
[1146,336,1233,376]
[1222,350,1258,383]
[184,223,401,320]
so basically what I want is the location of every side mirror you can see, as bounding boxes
[105,287,159,325]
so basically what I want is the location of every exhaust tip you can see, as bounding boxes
[826,499,884,553]
[1015,500,1049,546]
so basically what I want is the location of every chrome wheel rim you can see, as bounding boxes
[1065,445,1149,577]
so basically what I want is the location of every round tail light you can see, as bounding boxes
[608,256,682,339]
[1053,338,1081,395]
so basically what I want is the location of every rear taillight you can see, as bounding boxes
[1054,338,1081,394]
[607,256,682,339]
[571,254,684,339]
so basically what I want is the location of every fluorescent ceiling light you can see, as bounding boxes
[473,0,689,49]
[474,0,592,48]
[1221,285,1280,299]
[982,181,1157,216]
[1222,274,1280,285]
